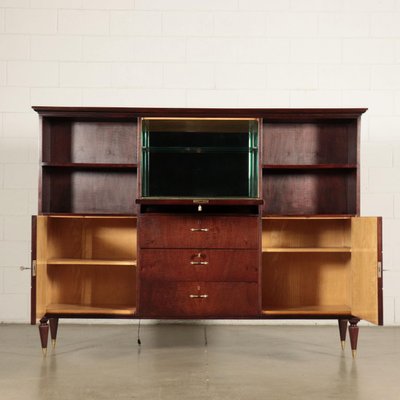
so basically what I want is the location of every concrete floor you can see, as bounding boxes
[1,324,400,400]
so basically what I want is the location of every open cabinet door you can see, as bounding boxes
[31,216,37,325]
[36,216,48,322]
[351,217,383,325]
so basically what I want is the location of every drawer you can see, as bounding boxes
[140,249,259,282]
[139,215,259,249]
[139,282,259,318]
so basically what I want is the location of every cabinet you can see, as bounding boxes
[31,107,382,357]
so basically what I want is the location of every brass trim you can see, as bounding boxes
[190,261,209,265]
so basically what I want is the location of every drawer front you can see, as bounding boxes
[139,215,259,249]
[140,249,259,282]
[139,282,259,318]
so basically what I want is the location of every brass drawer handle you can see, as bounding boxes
[190,228,209,232]
[189,294,208,299]
[190,261,209,265]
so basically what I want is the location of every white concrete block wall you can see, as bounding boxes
[0,0,399,324]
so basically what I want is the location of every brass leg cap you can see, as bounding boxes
[341,341,345,350]
[352,350,357,359]
[42,348,47,357]
[52,339,56,349]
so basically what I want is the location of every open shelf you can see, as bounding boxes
[41,168,137,214]
[262,119,358,216]
[262,169,357,216]
[262,120,357,165]
[40,117,138,215]
[262,247,351,253]
[42,118,137,164]
[46,303,136,316]
[47,258,137,266]
[262,305,351,316]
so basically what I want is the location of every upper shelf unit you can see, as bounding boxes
[33,107,366,217]
[262,119,359,216]
[39,115,138,215]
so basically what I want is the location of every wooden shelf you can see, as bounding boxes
[262,305,351,316]
[47,258,137,266]
[45,215,137,219]
[136,198,263,206]
[46,303,136,316]
[262,216,352,220]
[262,164,357,169]
[262,247,351,253]
[42,163,137,169]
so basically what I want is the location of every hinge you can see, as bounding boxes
[377,261,382,278]
[32,260,37,277]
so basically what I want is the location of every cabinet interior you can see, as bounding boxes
[36,216,137,317]
[261,217,379,323]
[262,218,352,315]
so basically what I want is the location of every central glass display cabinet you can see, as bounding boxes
[140,118,259,199]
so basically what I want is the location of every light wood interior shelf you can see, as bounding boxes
[46,303,136,316]
[262,247,351,253]
[262,305,351,316]
[47,258,137,266]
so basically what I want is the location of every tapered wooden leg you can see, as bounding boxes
[338,319,348,350]
[39,317,49,356]
[349,318,360,358]
[49,318,59,349]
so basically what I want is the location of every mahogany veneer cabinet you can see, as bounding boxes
[31,106,382,357]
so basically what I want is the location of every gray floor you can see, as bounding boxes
[1,324,400,400]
